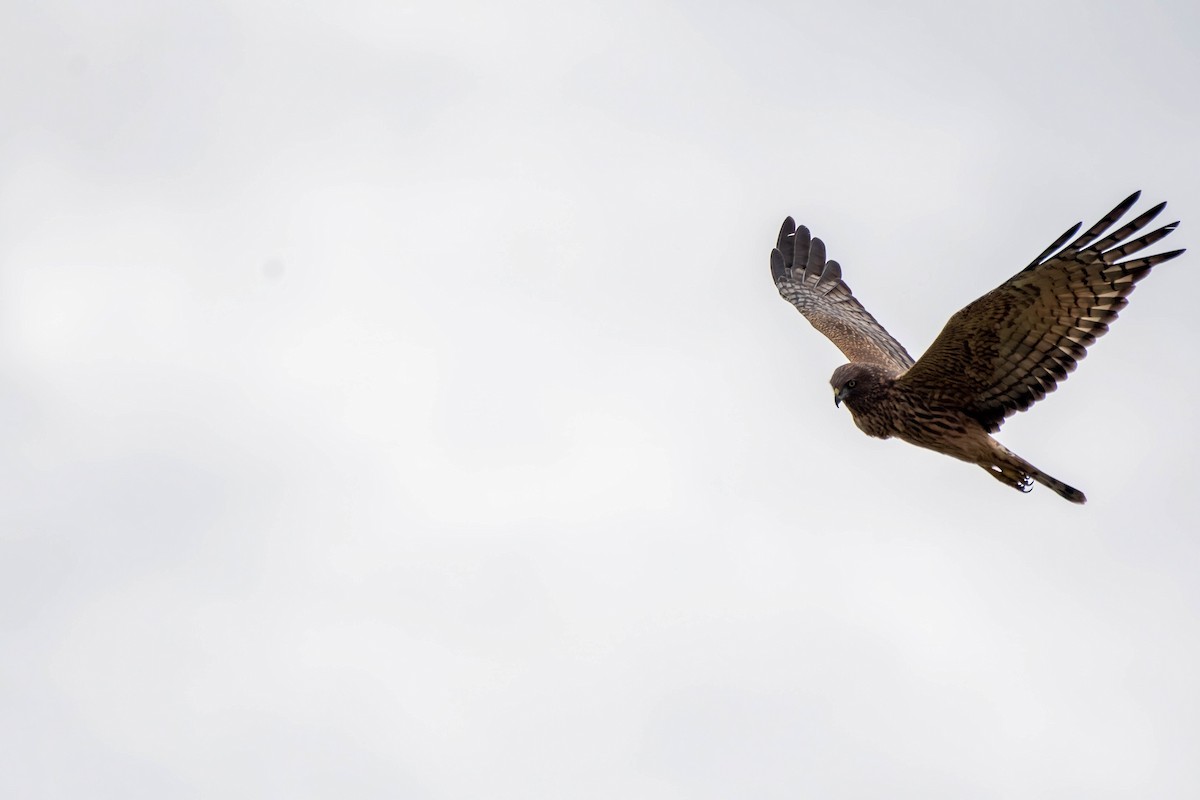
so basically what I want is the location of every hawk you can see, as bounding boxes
[770,192,1185,504]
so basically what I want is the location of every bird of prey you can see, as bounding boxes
[770,192,1184,504]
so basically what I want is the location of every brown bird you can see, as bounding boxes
[771,192,1185,504]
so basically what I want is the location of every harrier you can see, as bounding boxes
[770,192,1185,504]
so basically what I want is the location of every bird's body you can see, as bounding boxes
[771,192,1185,504]
[829,362,1083,502]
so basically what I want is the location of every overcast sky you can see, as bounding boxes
[2,1,1199,798]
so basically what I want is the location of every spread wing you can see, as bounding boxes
[898,191,1185,432]
[771,217,915,370]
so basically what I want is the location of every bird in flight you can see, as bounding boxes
[770,192,1184,504]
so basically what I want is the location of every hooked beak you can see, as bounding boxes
[834,387,846,408]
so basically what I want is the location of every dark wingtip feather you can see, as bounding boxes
[1110,191,1142,218]
[1028,221,1082,268]
[777,217,796,252]
[792,225,811,271]
[817,259,842,291]
[1109,191,1143,223]
[803,237,826,281]
[770,248,788,283]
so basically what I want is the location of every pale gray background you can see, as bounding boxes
[2,1,1199,798]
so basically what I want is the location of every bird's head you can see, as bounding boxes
[830,363,889,409]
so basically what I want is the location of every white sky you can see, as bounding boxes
[2,1,1199,797]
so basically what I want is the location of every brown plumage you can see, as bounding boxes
[770,192,1185,504]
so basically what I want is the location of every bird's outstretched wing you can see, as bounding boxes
[772,217,915,370]
[898,192,1185,432]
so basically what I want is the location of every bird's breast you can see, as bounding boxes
[847,402,896,439]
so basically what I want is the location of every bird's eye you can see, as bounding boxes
[847,380,857,389]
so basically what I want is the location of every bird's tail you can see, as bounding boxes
[981,443,1087,504]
